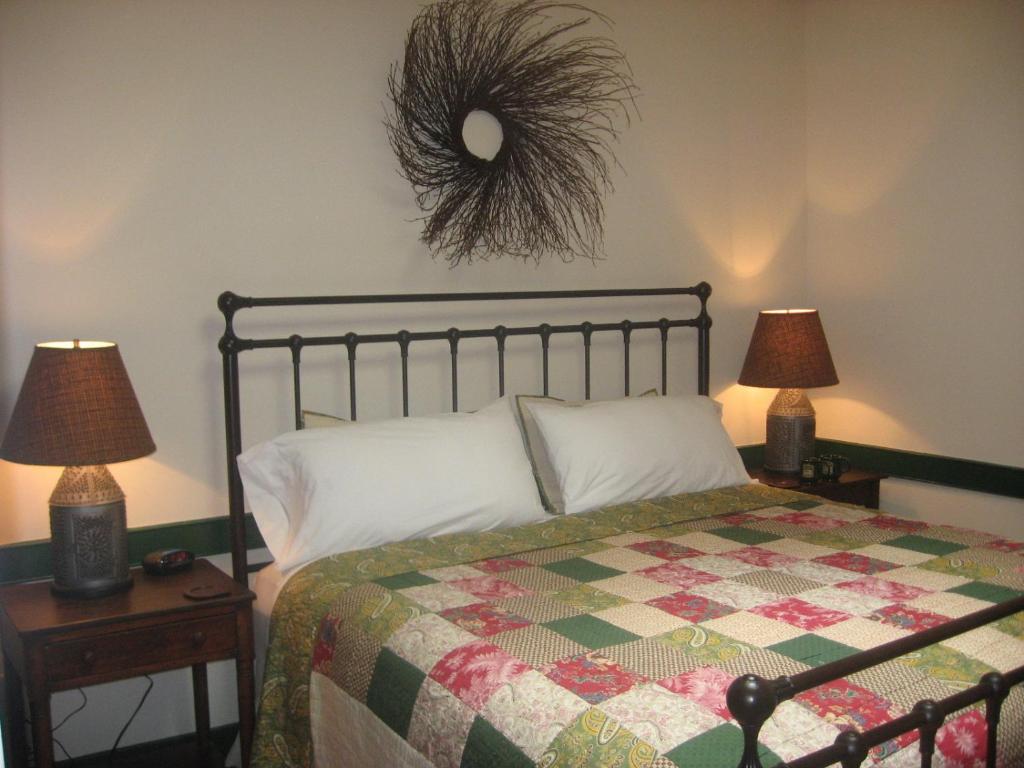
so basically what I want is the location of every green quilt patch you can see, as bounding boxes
[885,535,965,557]
[374,571,438,590]
[461,716,533,768]
[663,723,781,768]
[768,634,859,668]
[783,498,823,511]
[543,557,624,582]
[711,525,780,545]
[366,649,426,738]
[948,581,1023,604]
[545,614,641,649]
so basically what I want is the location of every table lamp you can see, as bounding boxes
[738,310,838,474]
[1,341,154,598]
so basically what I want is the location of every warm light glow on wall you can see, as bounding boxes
[713,383,777,447]
[10,200,126,262]
[674,184,802,280]
[812,396,928,451]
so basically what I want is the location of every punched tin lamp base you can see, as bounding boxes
[764,388,817,475]
[49,465,134,599]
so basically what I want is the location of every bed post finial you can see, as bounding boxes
[727,674,778,768]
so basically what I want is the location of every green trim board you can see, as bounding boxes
[1,442,1020,584]
[815,438,1024,499]
[741,439,1022,499]
[737,444,764,468]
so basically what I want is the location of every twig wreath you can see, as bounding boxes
[386,0,639,266]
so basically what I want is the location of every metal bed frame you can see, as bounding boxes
[217,283,1022,768]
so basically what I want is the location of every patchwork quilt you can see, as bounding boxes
[252,484,1024,768]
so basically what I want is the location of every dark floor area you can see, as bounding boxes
[51,724,237,768]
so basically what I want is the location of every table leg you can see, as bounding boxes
[27,695,53,768]
[3,653,29,768]
[192,663,210,764]
[236,609,256,768]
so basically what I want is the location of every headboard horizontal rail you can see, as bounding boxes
[236,318,702,351]
[219,283,713,583]
[219,285,709,312]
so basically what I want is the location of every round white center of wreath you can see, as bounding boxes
[461,109,504,161]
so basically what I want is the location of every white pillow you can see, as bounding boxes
[523,395,750,515]
[237,398,547,572]
[514,390,658,515]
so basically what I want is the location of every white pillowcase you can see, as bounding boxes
[514,390,658,515]
[523,395,750,515]
[237,398,546,573]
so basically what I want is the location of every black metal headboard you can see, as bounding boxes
[218,283,712,584]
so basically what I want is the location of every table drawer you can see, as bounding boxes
[46,614,237,684]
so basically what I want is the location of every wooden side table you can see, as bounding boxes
[0,559,255,768]
[750,467,887,509]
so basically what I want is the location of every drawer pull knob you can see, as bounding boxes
[192,631,206,647]
[82,650,96,666]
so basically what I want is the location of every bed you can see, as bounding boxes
[217,285,1024,768]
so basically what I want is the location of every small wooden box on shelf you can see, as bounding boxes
[0,559,255,768]
[750,467,887,509]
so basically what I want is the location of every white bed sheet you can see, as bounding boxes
[252,561,290,687]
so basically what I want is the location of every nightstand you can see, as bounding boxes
[0,559,255,768]
[750,467,888,509]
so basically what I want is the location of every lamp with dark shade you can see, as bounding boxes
[739,310,838,474]
[1,341,154,598]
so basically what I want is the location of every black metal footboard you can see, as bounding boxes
[727,594,1024,768]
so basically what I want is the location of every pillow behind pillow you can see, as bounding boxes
[524,395,750,515]
[238,398,546,573]
[301,410,347,429]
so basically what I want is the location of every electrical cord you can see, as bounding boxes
[52,688,88,732]
[22,687,86,767]
[52,687,87,766]
[22,675,154,767]
[107,674,154,767]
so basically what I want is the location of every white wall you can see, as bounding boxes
[0,0,806,756]
[803,0,1024,538]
